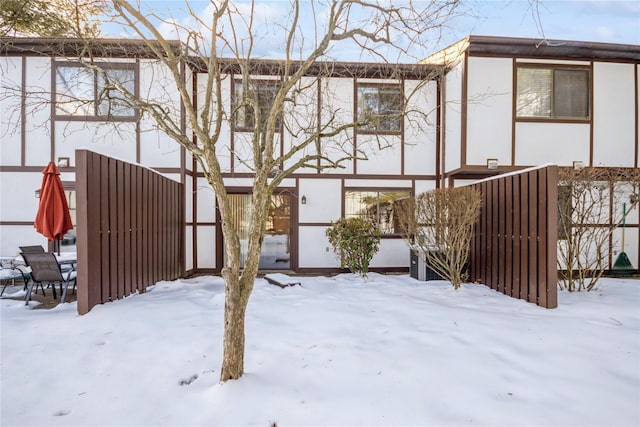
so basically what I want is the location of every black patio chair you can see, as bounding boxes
[19,245,45,254]
[21,252,76,305]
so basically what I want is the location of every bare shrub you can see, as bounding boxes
[397,187,482,289]
[558,167,640,291]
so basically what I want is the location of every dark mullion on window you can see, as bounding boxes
[516,65,589,121]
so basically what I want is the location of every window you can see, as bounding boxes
[516,66,589,120]
[357,84,402,133]
[55,63,136,119]
[234,80,281,131]
[345,190,410,235]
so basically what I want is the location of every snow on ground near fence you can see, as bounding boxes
[1,274,639,426]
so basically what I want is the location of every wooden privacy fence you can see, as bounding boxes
[468,165,558,308]
[75,150,184,315]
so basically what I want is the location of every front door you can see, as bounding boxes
[226,193,292,270]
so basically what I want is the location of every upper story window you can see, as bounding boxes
[345,190,410,235]
[357,84,402,133]
[516,66,590,120]
[234,79,281,132]
[55,62,136,120]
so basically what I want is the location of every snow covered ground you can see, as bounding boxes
[1,274,639,426]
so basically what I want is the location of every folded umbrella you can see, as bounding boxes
[34,162,73,255]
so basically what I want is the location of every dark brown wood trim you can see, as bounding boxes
[192,72,199,270]
[298,222,334,227]
[460,52,468,167]
[290,183,299,271]
[440,72,447,188]
[316,78,322,173]
[635,64,639,169]
[180,60,187,274]
[340,178,345,217]
[50,57,55,162]
[465,36,639,62]
[353,76,358,174]
[511,58,517,166]
[400,78,405,175]
[0,221,34,226]
[135,59,141,163]
[514,117,591,125]
[193,171,437,180]
[20,56,26,166]
[589,61,595,167]
[343,186,412,192]
[468,52,640,64]
[230,76,235,172]
[295,267,409,274]
[0,165,57,172]
[435,75,442,188]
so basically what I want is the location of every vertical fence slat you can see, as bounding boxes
[75,150,184,314]
[505,176,514,298]
[124,163,132,297]
[546,167,559,308]
[469,166,557,308]
[512,174,521,299]
[528,170,538,303]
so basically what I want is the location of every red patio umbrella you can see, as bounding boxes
[34,162,73,254]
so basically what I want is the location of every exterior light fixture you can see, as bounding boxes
[57,157,70,168]
[486,158,498,170]
[35,189,40,198]
[301,195,307,205]
[573,160,585,170]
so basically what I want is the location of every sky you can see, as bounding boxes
[104,0,640,62]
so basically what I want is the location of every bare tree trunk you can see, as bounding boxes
[220,275,247,381]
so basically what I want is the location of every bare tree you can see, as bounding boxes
[0,0,104,37]
[397,187,481,289]
[558,167,640,291]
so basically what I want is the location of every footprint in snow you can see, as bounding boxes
[53,409,71,416]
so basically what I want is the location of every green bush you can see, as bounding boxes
[326,217,381,277]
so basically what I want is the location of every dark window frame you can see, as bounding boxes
[53,61,138,122]
[515,64,591,122]
[343,188,411,236]
[356,82,403,135]
[233,78,282,133]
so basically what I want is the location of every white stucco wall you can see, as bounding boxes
[404,80,437,175]
[196,225,216,269]
[444,61,463,172]
[515,122,590,166]
[24,57,52,167]
[298,226,340,268]
[592,62,636,167]
[139,60,182,168]
[0,56,22,166]
[283,76,319,174]
[195,178,216,222]
[320,77,354,174]
[466,57,513,167]
[370,239,411,267]
[414,180,436,196]
[55,121,137,165]
[184,225,193,271]
[357,134,401,175]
